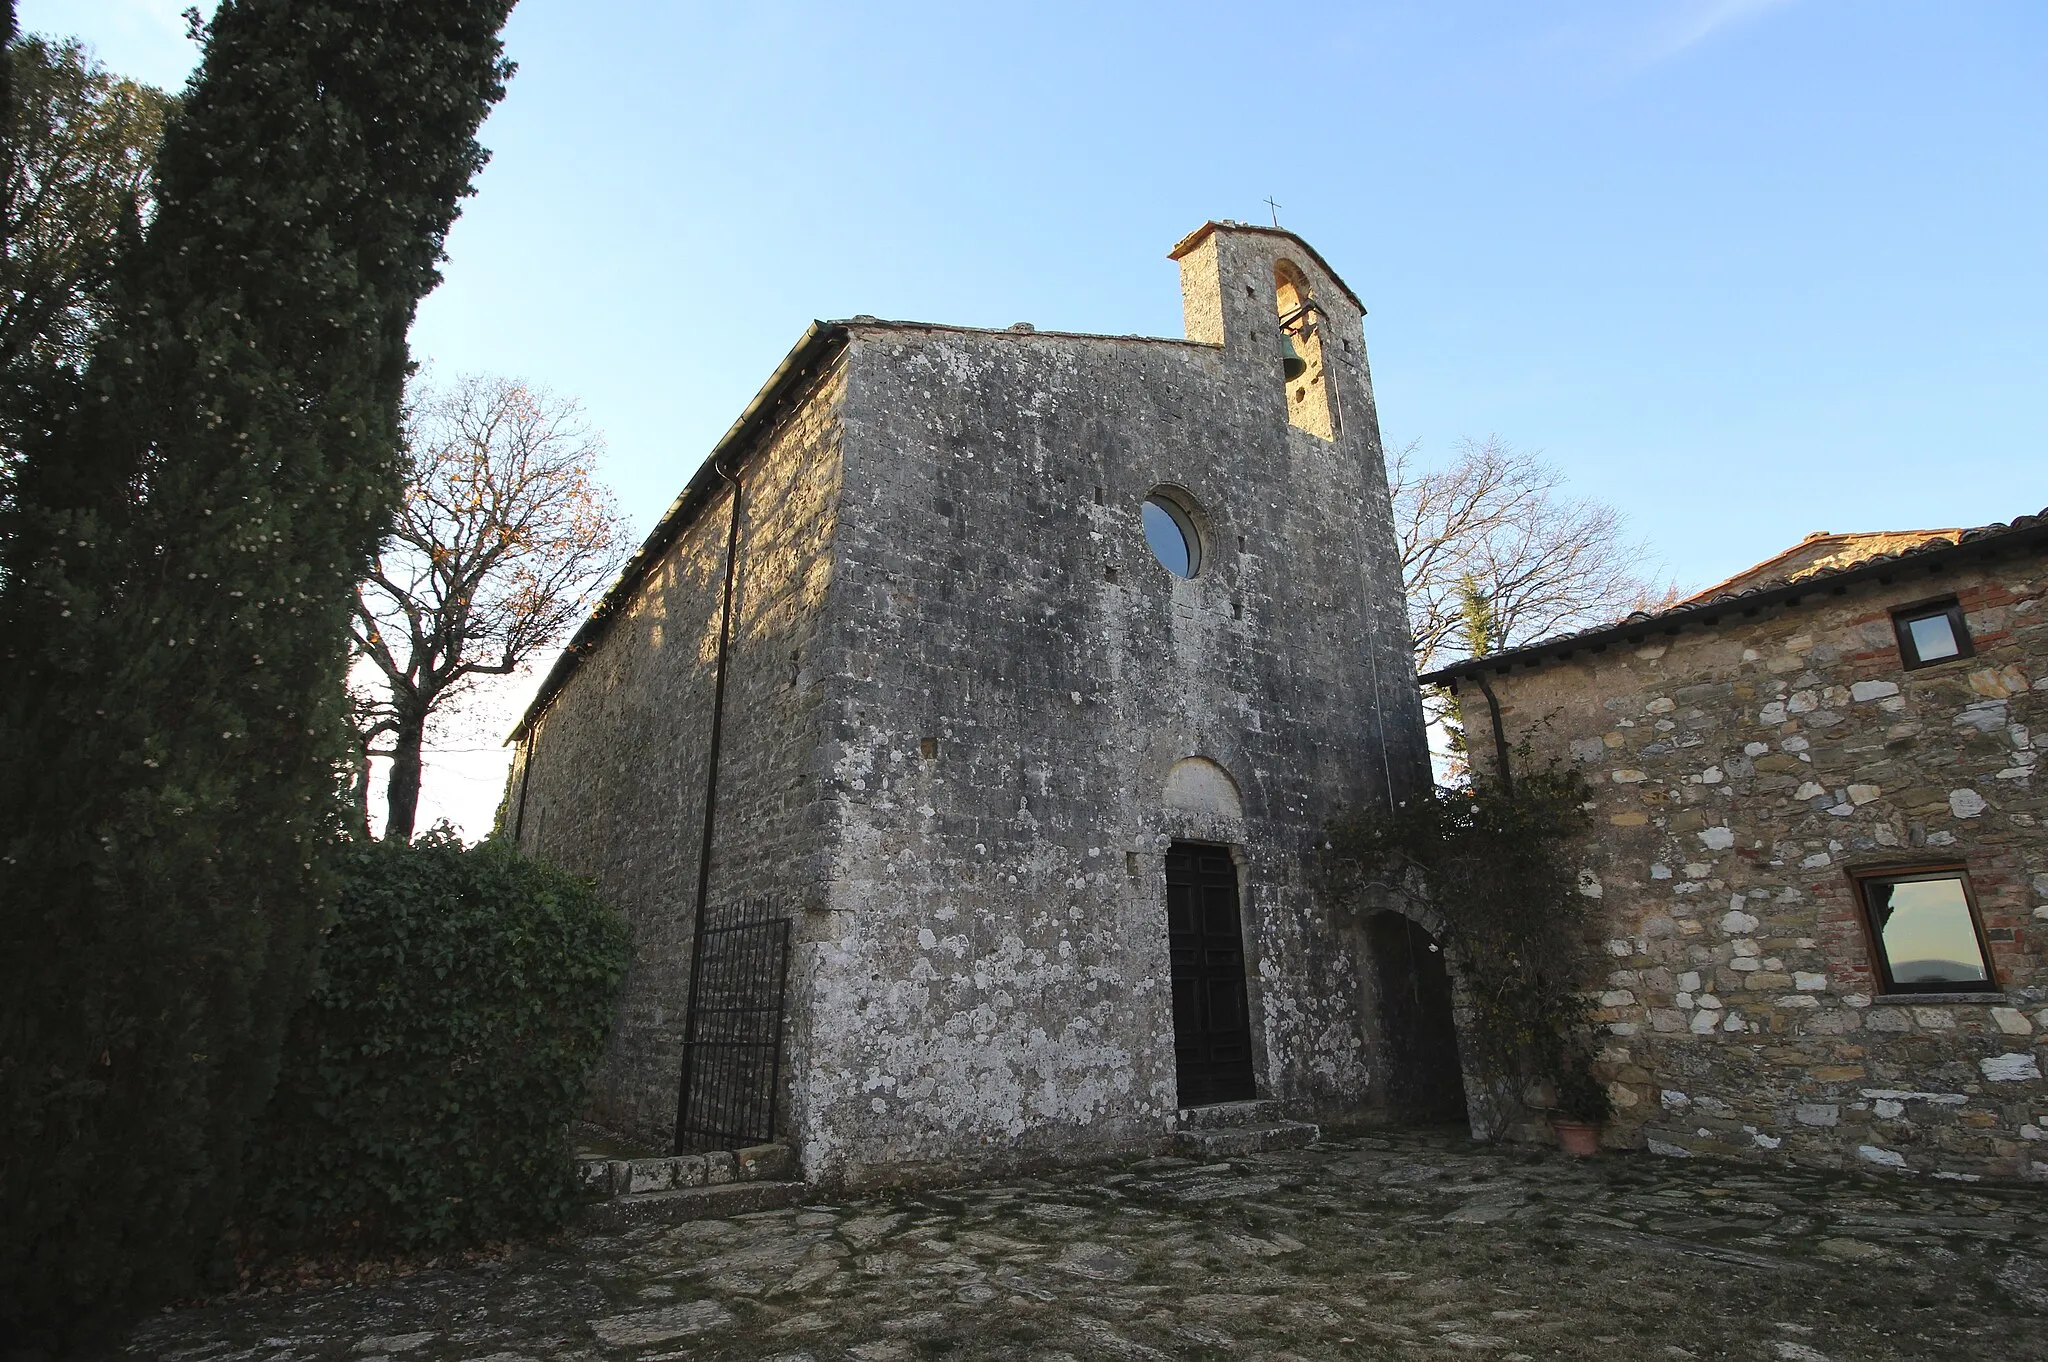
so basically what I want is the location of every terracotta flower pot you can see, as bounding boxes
[1553,1119,1601,1156]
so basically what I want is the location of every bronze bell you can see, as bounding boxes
[1280,332,1308,381]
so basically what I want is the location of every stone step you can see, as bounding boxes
[1176,1099,1286,1131]
[1174,1120,1320,1159]
[578,1143,796,1198]
[579,1179,810,1231]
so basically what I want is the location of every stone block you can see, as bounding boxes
[1805,1009,1861,1034]
[705,1150,739,1184]
[1968,664,2030,698]
[1991,1007,2033,1035]
[737,1143,797,1181]
[626,1158,676,1194]
[1982,1053,2043,1083]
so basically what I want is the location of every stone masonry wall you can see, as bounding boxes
[510,363,847,1149]
[1467,556,2048,1179]
[787,224,1431,1186]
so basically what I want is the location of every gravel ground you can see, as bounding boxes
[126,1127,2048,1362]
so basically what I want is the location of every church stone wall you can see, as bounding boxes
[510,363,847,1149]
[508,224,1438,1181]
[786,227,1429,1185]
[1466,557,2048,1179]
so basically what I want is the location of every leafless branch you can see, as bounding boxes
[1391,435,1672,678]
[354,375,630,838]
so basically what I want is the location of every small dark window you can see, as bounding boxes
[1892,597,1973,668]
[1853,867,1997,994]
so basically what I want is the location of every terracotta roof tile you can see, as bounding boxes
[1418,506,2048,685]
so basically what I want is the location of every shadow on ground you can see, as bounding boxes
[128,1126,2048,1361]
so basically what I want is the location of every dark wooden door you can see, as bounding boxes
[1166,842,1256,1107]
[1366,911,1468,1124]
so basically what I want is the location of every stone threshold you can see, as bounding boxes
[578,1141,797,1199]
[575,1176,810,1232]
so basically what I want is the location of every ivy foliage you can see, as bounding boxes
[1323,765,1613,1123]
[0,31,173,383]
[244,833,630,1252]
[0,0,516,1342]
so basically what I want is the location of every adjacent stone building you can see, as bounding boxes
[1422,514,2048,1179]
[506,223,1435,1185]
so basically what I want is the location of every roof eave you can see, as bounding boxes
[1417,514,2048,689]
[508,320,850,743]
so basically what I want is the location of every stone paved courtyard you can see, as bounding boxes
[128,1129,2048,1362]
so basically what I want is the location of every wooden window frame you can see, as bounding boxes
[1848,863,1999,996]
[1890,596,1974,669]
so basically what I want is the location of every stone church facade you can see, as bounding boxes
[507,223,1434,1186]
[1424,515,2048,1179]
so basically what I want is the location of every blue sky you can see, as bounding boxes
[30,0,2048,830]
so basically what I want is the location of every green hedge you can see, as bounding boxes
[244,832,629,1250]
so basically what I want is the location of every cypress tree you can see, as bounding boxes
[0,1,516,1345]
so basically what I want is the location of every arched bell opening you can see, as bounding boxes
[1273,259,1337,440]
[1363,910,1469,1125]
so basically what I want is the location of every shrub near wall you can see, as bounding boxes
[245,833,629,1251]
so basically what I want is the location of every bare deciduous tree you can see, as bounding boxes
[1391,434,1672,677]
[354,376,629,840]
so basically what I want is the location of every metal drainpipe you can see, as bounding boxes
[673,457,745,1153]
[511,725,535,844]
[1467,671,1514,794]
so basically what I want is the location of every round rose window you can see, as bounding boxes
[1141,491,1202,578]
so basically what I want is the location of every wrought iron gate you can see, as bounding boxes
[675,898,792,1152]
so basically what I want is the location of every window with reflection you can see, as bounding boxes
[1892,597,1973,669]
[1854,868,1996,994]
[1142,491,1202,578]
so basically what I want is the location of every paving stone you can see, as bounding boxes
[126,1129,2048,1361]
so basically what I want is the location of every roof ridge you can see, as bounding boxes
[1420,506,2048,685]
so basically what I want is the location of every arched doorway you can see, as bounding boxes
[1365,911,1467,1124]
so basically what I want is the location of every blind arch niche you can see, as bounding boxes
[1164,756,1244,822]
